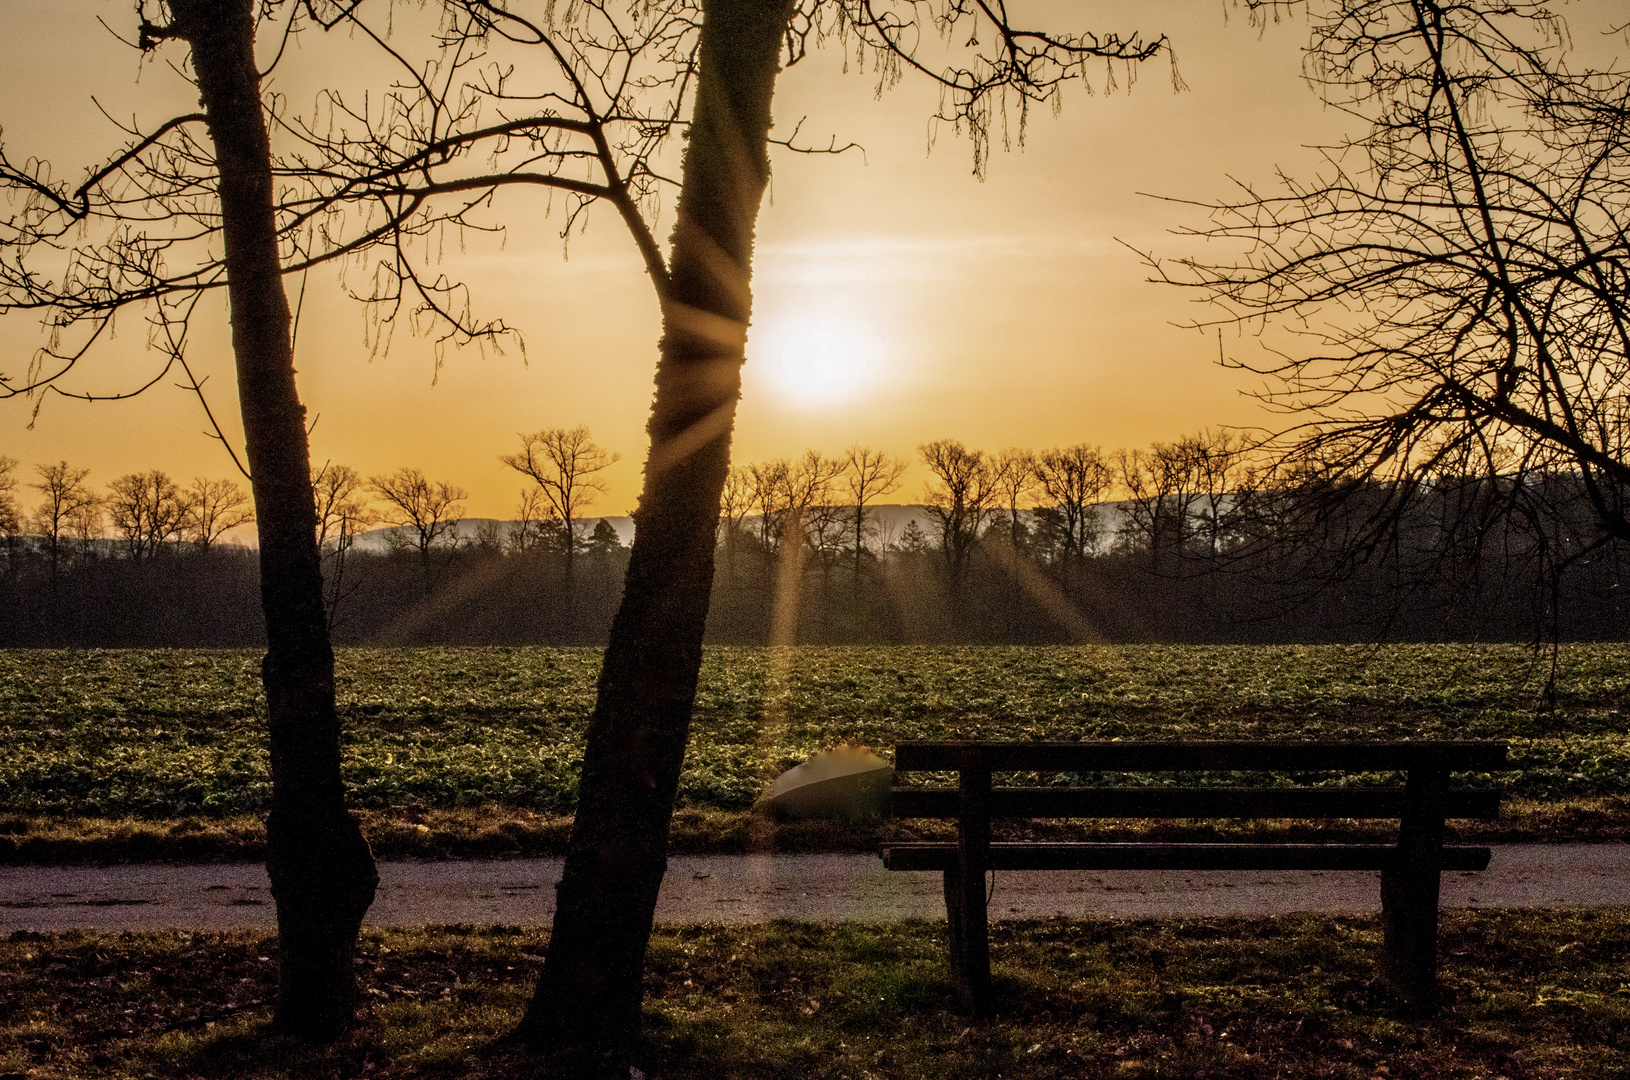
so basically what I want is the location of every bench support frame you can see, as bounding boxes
[885,740,1505,1019]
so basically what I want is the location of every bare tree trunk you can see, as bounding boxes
[513,0,792,1067]
[562,514,579,637]
[564,513,576,583]
[854,504,867,583]
[166,0,377,1041]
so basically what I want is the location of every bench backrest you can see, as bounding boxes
[894,740,1509,772]
[890,740,1508,821]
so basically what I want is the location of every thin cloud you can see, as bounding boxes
[757,233,1121,285]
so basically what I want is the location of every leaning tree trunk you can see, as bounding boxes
[167,0,377,1041]
[513,0,794,1067]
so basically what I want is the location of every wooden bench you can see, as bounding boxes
[883,740,1507,1016]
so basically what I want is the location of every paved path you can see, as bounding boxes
[1,845,1624,934]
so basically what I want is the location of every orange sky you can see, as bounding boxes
[0,1,1454,523]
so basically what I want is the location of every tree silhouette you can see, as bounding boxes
[1184,428,1257,560]
[0,457,16,526]
[748,459,794,556]
[311,463,377,630]
[107,470,187,560]
[504,0,1167,1053]
[312,464,376,554]
[992,447,1041,552]
[773,449,847,640]
[585,518,625,557]
[0,1,393,1036]
[0,456,19,574]
[368,467,468,589]
[1034,444,1114,567]
[1151,0,1630,598]
[499,426,620,578]
[1117,442,1202,569]
[249,0,1174,1063]
[920,438,1001,595]
[27,461,97,578]
[507,487,562,556]
[844,445,907,581]
[717,464,756,582]
[181,477,255,553]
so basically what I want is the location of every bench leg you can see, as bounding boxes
[943,868,965,998]
[949,751,993,1017]
[943,863,990,1016]
[1381,765,1449,1012]
[1380,866,1440,1011]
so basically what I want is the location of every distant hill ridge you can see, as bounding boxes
[348,502,1142,553]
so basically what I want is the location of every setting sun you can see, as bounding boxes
[749,312,885,411]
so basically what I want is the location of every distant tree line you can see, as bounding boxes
[709,431,1630,645]
[0,427,632,646]
[0,458,254,570]
[3,422,1625,647]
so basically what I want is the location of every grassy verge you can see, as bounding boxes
[2,796,1628,864]
[3,910,1626,1078]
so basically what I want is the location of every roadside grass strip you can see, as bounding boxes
[4,793,1626,865]
[2,909,1626,1079]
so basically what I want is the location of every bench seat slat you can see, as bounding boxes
[893,740,1509,773]
[888,786,1502,820]
[881,842,1493,873]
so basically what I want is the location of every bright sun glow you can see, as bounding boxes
[751,313,882,410]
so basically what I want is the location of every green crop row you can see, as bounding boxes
[1,644,1627,817]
